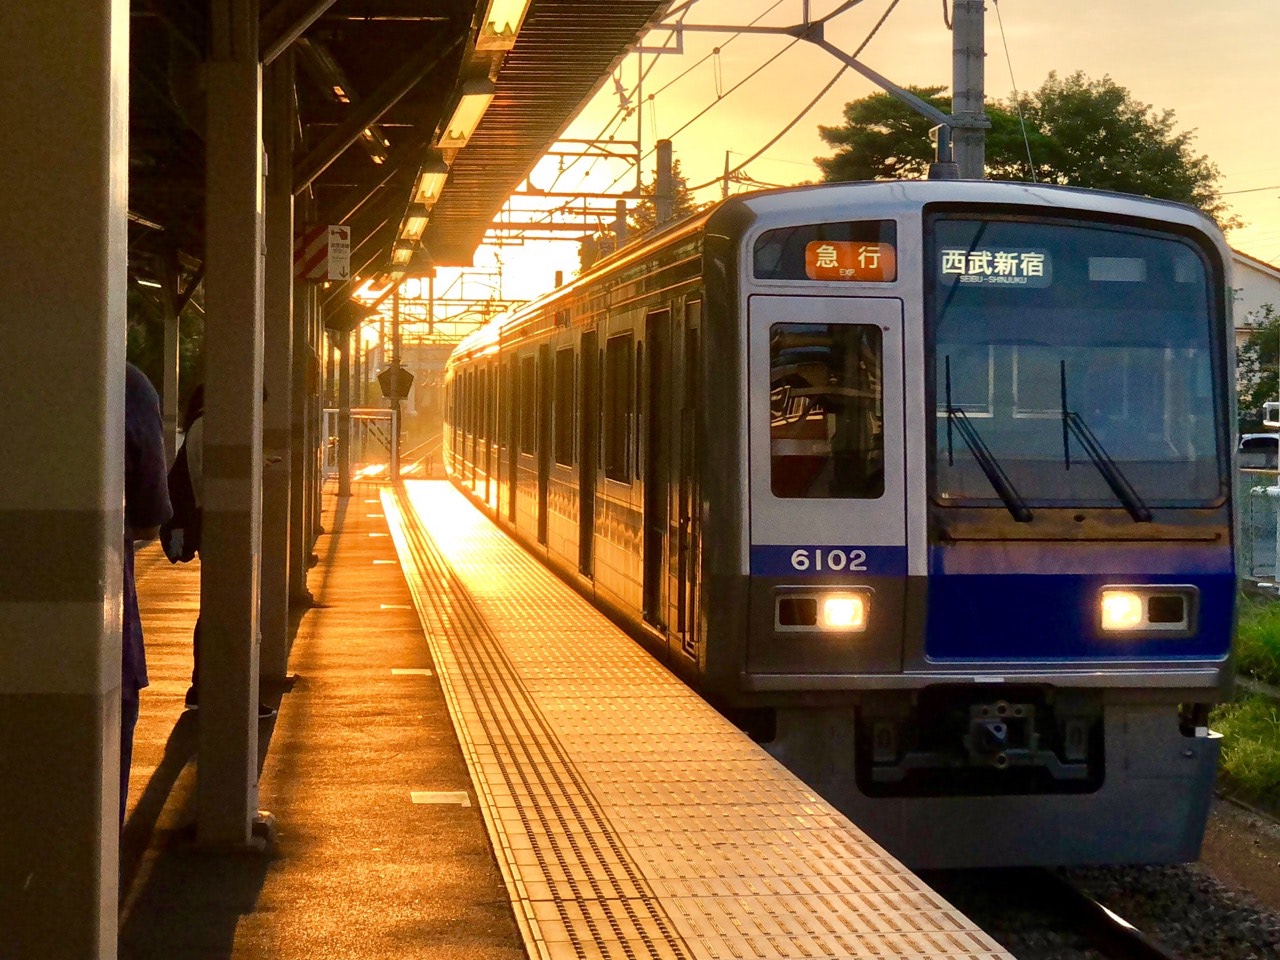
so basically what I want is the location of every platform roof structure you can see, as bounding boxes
[128,0,671,296]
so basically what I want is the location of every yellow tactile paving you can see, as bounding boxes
[384,481,1013,960]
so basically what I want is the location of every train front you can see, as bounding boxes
[741,187,1235,868]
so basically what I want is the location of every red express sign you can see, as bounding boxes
[804,241,897,282]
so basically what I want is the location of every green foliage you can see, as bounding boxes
[816,71,1235,228]
[1233,594,1280,687]
[1212,696,1280,806]
[1236,304,1280,429]
[125,285,204,400]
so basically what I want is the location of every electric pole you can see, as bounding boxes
[951,0,987,179]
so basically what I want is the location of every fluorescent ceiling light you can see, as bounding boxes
[415,153,450,205]
[391,241,416,266]
[441,78,496,147]
[136,278,161,289]
[476,0,532,50]
[400,203,429,241]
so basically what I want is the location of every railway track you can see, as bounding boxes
[923,868,1185,960]
[1037,870,1185,960]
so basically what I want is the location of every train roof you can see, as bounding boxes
[449,178,1225,363]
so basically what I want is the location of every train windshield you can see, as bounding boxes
[928,216,1223,509]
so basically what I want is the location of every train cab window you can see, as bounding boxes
[554,348,575,465]
[929,216,1223,508]
[769,323,884,499]
[754,220,897,281]
[519,356,536,454]
[604,333,634,482]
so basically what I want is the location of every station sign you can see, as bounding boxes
[804,241,897,282]
[294,224,352,282]
[327,225,351,280]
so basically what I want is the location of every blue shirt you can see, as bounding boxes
[124,364,172,698]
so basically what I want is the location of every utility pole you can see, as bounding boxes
[951,0,987,179]
[655,138,674,224]
[390,285,401,483]
[654,5,987,178]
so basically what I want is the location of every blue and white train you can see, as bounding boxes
[443,179,1236,868]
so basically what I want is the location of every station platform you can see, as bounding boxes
[119,480,1010,960]
[388,481,1009,960]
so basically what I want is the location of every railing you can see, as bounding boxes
[1239,467,1280,584]
[322,406,399,482]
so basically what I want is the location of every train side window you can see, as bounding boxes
[520,356,536,454]
[498,361,509,444]
[604,333,634,482]
[769,322,885,499]
[554,347,575,465]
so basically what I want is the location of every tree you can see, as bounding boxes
[627,159,705,235]
[1237,304,1280,429]
[126,285,204,402]
[816,71,1236,227]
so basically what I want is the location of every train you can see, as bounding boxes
[441,179,1236,869]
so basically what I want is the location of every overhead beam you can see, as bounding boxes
[323,126,431,226]
[261,0,336,66]
[176,262,206,314]
[292,35,462,196]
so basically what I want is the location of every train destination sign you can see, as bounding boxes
[804,241,897,282]
[939,247,1052,287]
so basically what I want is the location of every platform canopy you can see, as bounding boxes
[127,0,672,292]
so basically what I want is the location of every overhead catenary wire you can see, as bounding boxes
[534,0,790,215]
[687,0,904,194]
[993,0,1036,182]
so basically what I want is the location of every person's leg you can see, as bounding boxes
[185,615,201,709]
[120,695,140,826]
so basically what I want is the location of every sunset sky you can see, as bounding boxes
[435,0,1280,301]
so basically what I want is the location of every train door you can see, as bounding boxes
[578,329,598,576]
[747,295,907,675]
[537,344,552,545]
[482,366,492,504]
[643,309,672,629]
[675,301,701,659]
[506,360,517,523]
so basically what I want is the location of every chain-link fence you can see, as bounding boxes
[1238,468,1280,582]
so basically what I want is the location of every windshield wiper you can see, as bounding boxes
[945,356,1033,522]
[1059,360,1152,523]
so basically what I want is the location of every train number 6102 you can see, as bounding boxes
[789,548,868,573]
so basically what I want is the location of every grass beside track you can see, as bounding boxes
[1213,594,1280,805]
[1213,696,1280,807]
[1232,595,1280,687]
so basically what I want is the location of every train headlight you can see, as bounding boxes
[820,593,867,632]
[1099,590,1144,631]
[1097,585,1197,635]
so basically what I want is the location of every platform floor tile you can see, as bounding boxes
[386,481,1012,960]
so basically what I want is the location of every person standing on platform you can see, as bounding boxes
[122,363,172,825]
[168,385,275,720]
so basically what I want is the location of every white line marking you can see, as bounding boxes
[373,559,396,565]
[411,791,470,806]
[367,513,384,519]
[381,604,413,610]
[369,532,389,537]
[392,668,434,676]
